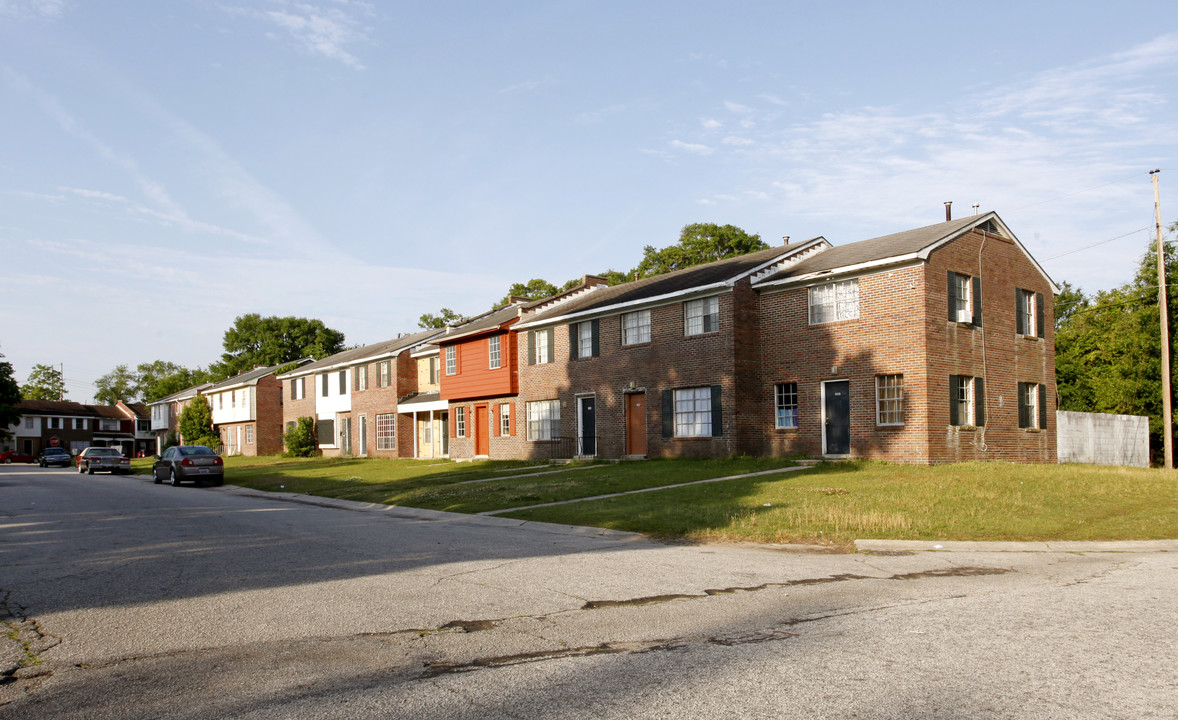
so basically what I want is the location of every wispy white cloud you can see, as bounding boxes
[670,139,714,155]
[221,0,373,69]
[0,0,64,20]
[501,76,558,94]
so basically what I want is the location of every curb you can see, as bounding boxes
[855,539,1178,553]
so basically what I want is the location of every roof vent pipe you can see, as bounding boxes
[782,235,790,246]
[944,201,952,221]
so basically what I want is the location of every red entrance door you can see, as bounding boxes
[474,404,490,456]
[626,393,647,456]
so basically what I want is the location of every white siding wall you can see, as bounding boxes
[210,387,255,425]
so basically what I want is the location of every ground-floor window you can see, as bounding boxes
[1018,382,1047,429]
[674,387,713,437]
[500,403,511,436]
[774,382,798,429]
[949,375,984,427]
[526,400,560,441]
[245,425,254,444]
[876,375,904,426]
[376,413,396,450]
[455,407,466,437]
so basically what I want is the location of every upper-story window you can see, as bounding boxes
[291,377,305,400]
[231,390,236,408]
[529,329,554,365]
[338,370,348,395]
[354,365,368,391]
[684,297,719,336]
[100,419,118,431]
[74,418,85,430]
[429,356,439,384]
[321,374,329,397]
[445,346,457,375]
[622,310,650,345]
[809,279,859,325]
[378,361,390,388]
[49,417,60,429]
[489,336,501,369]
[24,417,33,428]
[570,320,599,359]
[1016,289,1044,338]
[949,271,982,326]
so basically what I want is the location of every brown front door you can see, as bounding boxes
[625,392,647,456]
[474,404,490,456]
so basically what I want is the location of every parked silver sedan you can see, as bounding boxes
[152,445,225,486]
[77,447,132,474]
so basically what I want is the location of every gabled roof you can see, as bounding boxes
[754,212,1057,292]
[149,382,214,407]
[515,243,808,329]
[278,329,443,379]
[205,363,292,393]
[14,400,98,417]
[433,301,535,344]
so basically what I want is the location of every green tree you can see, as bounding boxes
[177,395,219,448]
[494,279,559,308]
[212,314,346,379]
[283,416,318,457]
[1054,235,1178,462]
[634,223,768,279]
[0,352,22,442]
[23,363,66,401]
[94,364,137,405]
[418,308,467,329]
[136,361,213,403]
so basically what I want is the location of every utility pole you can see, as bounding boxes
[1151,169,1172,469]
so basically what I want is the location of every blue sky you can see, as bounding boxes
[1,1,1176,402]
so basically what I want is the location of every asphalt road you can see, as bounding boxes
[0,463,1174,719]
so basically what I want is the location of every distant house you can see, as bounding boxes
[148,382,213,453]
[278,330,442,457]
[6,399,155,457]
[205,364,300,456]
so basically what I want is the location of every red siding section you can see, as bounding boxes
[439,331,518,401]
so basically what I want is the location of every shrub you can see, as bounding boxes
[284,416,318,458]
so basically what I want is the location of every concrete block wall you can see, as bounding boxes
[1057,411,1149,467]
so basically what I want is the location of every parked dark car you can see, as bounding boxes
[76,447,132,475]
[38,447,73,467]
[153,445,224,486]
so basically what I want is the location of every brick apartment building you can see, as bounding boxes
[437,211,1057,465]
[278,329,442,457]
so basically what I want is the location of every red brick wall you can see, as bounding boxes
[254,375,285,455]
[281,377,319,454]
[350,357,402,458]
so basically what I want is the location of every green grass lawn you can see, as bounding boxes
[129,455,1177,545]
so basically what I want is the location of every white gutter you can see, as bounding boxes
[513,280,733,331]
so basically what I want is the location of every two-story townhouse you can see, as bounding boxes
[435,301,538,459]
[148,382,212,452]
[7,400,102,457]
[91,405,138,455]
[751,212,1057,463]
[396,345,448,458]
[278,330,442,457]
[206,364,295,456]
[506,247,807,461]
[115,401,154,457]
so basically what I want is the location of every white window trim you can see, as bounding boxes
[526,400,560,441]
[684,297,719,337]
[673,387,712,438]
[808,279,860,325]
[774,382,798,430]
[445,346,457,375]
[622,309,651,346]
[489,336,501,370]
[875,374,904,426]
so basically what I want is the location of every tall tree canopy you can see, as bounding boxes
[0,352,21,442]
[418,308,468,329]
[212,314,345,379]
[23,363,66,401]
[634,223,768,279]
[94,364,137,405]
[135,360,213,403]
[493,279,560,308]
[1055,233,1178,461]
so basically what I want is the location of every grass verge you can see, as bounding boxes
[130,456,1177,545]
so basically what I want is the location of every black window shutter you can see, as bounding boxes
[568,324,578,360]
[545,328,554,363]
[974,377,985,426]
[661,390,673,438]
[1035,292,1045,338]
[710,385,723,437]
[1038,383,1048,429]
[949,375,960,426]
[527,331,535,366]
[1017,382,1029,428]
[947,271,956,321]
[1015,290,1026,335]
[590,319,600,357]
[972,276,983,326]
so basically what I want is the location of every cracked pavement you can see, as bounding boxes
[0,465,1175,718]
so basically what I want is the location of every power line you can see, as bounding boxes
[1011,170,1154,212]
[1042,227,1154,261]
